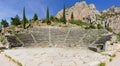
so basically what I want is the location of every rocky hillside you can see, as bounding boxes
[56,1,120,33]
[56,1,100,21]
[103,6,120,14]
[102,6,120,33]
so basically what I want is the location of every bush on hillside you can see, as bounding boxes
[98,62,106,66]
[85,25,96,29]
[9,25,16,30]
[97,24,103,29]
[0,36,5,42]
[70,20,88,26]
[11,15,21,26]
[50,16,61,23]
[106,27,112,32]
[116,33,120,41]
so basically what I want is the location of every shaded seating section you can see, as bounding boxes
[5,35,22,48]
[15,33,34,46]
[95,35,112,50]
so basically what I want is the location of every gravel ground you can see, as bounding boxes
[4,47,110,66]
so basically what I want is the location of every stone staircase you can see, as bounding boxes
[5,27,111,50]
[15,33,34,46]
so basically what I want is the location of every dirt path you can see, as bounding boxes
[107,51,120,66]
[0,53,18,66]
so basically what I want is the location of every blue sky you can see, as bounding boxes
[0,0,120,23]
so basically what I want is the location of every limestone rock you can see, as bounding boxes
[103,6,120,14]
[56,1,101,21]
[109,16,120,33]
[101,6,120,33]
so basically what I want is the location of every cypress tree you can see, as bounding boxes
[71,12,74,21]
[63,4,66,24]
[22,7,27,29]
[46,7,51,24]
[33,13,38,21]
[0,22,2,30]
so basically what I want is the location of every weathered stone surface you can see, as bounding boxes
[103,6,120,14]
[101,6,120,33]
[56,1,101,21]
[108,16,120,33]
[4,48,110,66]
[4,27,110,51]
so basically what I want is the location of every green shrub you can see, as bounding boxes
[97,24,103,29]
[0,36,5,42]
[89,25,96,29]
[50,16,58,22]
[55,18,62,23]
[98,62,106,66]
[42,19,46,23]
[85,26,90,29]
[109,58,112,62]
[26,24,31,29]
[9,25,16,30]
[117,33,120,41]
[110,54,116,57]
[54,17,62,23]
[106,27,112,32]
[70,20,88,26]
[49,16,62,23]
[97,43,104,47]
[17,25,22,28]
[2,41,7,45]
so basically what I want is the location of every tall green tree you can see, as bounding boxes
[33,13,38,21]
[1,19,9,28]
[22,7,27,29]
[62,4,66,24]
[71,12,74,21]
[46,7,51,24]
[11,15,21,26]
[0,22,2,30]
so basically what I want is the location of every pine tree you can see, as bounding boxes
[1,19,9,28]
[22,7,27,29]
[46,7,51,24]
[62,4,66,24]
[11,15,21,26]
[33,13,38,21]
